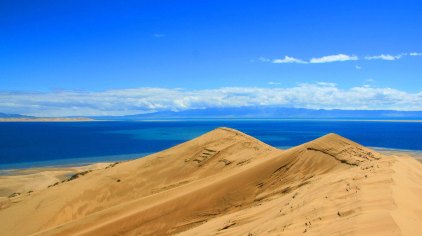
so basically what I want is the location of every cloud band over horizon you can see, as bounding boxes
[1,83,422,117]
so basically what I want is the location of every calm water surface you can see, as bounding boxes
[1,120,422,169]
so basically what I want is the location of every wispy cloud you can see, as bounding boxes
[272,56,307,64]
[310,54,358,63]
[364,54,403,61]
[259,52,422,64]
[268,81,281,85]
[1,84,421,117]
[364,52,422,60]
[258,57,271,62]
[410,52,422,56]
[355,65,362,70]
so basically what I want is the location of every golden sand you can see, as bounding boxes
[0,127,421,235]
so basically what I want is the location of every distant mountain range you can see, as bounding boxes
[3,107,422,120]
[93,107,422,120]
[0,113,32,118]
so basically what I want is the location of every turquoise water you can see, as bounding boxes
[1,120,422,169]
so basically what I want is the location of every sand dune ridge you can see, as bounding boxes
[0,128,421,235]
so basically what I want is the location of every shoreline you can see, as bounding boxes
[0,152,152,172]
[127,118,422,122]
[1,118,422,122]
[374,148,422,162]
[0,117,94,122]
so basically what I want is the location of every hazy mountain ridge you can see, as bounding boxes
[104,107,422,120]
[0,113,32,118]
[4,107,422,120]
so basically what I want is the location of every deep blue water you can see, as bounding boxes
[1,120,422,169]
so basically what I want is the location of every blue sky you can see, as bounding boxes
[1,1,422,116]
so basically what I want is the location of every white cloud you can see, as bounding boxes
[261,52,422,65]
[310,54,358,63]
[316,82,336,87]
[364,54,403,61]
[258,57,271,62]
[355,65,362,70]
[364,52,422,60]
[272,56,307,64]
[365,78,375,83]
[1,84,421,117]
[268,81,281,85]
[410,52,422,56]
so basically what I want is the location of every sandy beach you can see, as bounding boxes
[375,148,422,163]
[0,127,421,235]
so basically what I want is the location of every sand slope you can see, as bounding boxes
[0,163,110,202]
[0,127,421,235]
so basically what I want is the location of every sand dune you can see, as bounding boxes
[0,127,421,235]
[0,163,110,202]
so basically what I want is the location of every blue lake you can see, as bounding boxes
[1,120,422,169]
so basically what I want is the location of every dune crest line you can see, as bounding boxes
[0,127,421,235]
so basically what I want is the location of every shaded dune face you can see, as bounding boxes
[0,128,421,236]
